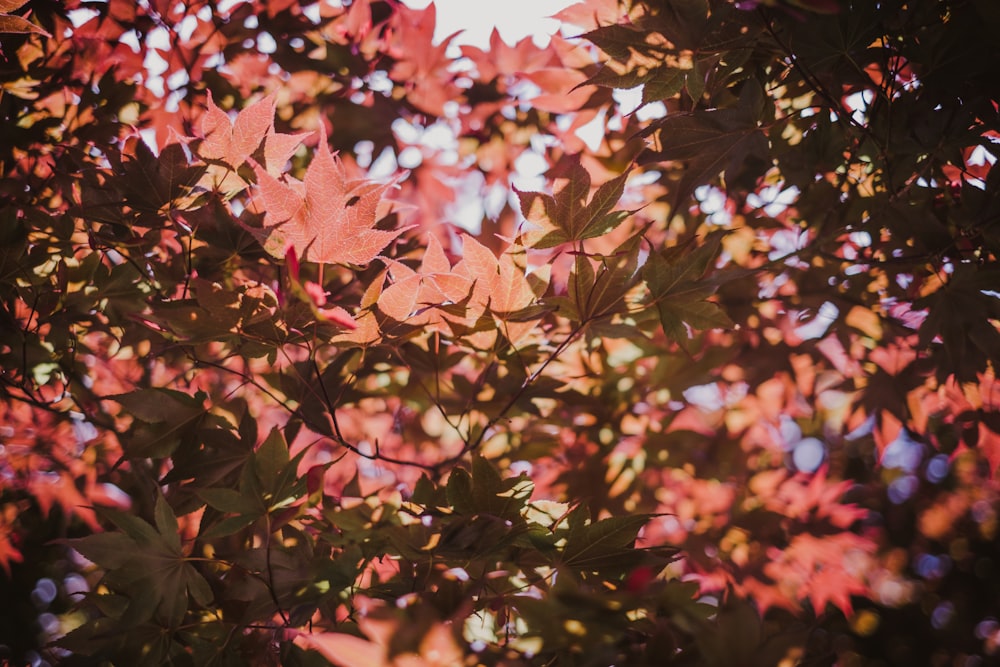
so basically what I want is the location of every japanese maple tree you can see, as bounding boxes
[1,0,999,666]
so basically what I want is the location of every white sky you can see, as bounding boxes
[402,0,577,47]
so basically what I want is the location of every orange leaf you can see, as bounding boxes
[333,269,388,348]
[200,92,276,168]
[455,236,539,316]
[252,125,409,265]
[198,93,307,191]
[522,68,592,114]
[298,631,389,667]
[378,235,471,325]
[0,505,23,577]
[459,29,554,83]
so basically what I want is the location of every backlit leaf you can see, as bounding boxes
[251,126,409,265]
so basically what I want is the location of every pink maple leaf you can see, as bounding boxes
[378,235,472,329]
[251,126,409,265]
[200,92,274,168]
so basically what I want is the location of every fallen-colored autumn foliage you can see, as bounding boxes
[1,0,999,665]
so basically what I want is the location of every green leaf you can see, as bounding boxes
[200,513,259,540]
[581,23,647,62]
[183,566,214,608]
[471,455,503,506]
[582,63,657,90]
[110,388,204,424]
[199,487,259,514]
[153,494,181,553]
[645,238,723,297]
[518,160,633,249]
[561,510,650,571]
[580,209,631,242]
[411,475,440,506]
[578,171,632,239]
[119,140,205,221]
[77,506,211,628]
[63,533,136,570]
[110,389,208,459]
[656,299,733,347]
[255,427,289,493]
[517,187,567,249]
[650,107,769,206]
[571,238,642,321]
[446,467,475,515]
[470,455,530,521]
[643,68,686,104]
[96,507,164,548]
[568,253,597,320]
[644,232,733,347]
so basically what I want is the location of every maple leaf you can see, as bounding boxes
[298,616,464,667]
[456,236,540,317]
[459,28,554,83]
[250,126,409,265]
[560,510,653,572]
[521,68,594,114]
[332,268,389,348]
[118,138,206,222]
[951,424,1000,479]
[378,235,472,331]
[200,92,275,167]
[517,159,633,249]
[387,4,463,115]
[644,231,734,350]
[647,108,769,208]
[553,0,626,31]
[282,247,357,329]
[776,532,872,617]
[450,236,550,347]
[29,471,102,531]
[198,92,306,192]
[65,496,213,626]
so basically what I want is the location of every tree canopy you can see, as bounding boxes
[1,0,999,665]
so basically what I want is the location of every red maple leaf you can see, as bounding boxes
[553,0,626,31]
[199,92,306,190]
[332,268,388,348]
[378,234,472,329]
[0,0,50,36]
[296,615,463,667]
[282,247,358,329]
[456,235,536,317]
[251,126,409,265]
[200,91,275,168]
[453,235,549,346]
[387,4,462,115]
[459,29,555,83]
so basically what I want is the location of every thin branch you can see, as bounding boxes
[431,321,590,474]
[187,348,436,471]
[757,9,883,151]
[263,514,290,626]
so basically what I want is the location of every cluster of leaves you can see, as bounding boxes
[1,0,1000,665]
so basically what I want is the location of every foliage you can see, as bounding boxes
[1,0,999,665]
